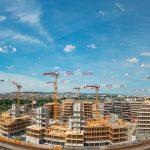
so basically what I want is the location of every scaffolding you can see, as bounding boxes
[44,115,128,147]
[65,131,84,147]
[45,124,67,146]
[26,125,45,144]
[0,112,30,137]
[82,101,93,119]
[44,103,62,119]
[62,100,74,122]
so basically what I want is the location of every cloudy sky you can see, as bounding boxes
[0,0,149,95]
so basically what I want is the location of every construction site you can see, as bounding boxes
[0,71,150,150]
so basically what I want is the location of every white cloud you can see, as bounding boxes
[0,30,46,47]
[115,2,125,12]
[0,45,17,54]
[99,10,105,16]
[0,47,7,53]
[87,43,96,49]
[6,65,14,70]
[141,52,150,57]
[112,59,117,63]
[0,16,6,22]
[146,75,150,79]
[0,72,50,93]
[3,0,52,43]
[12,47,16,53]
[126,58,139,64]
[31,73,38,76]
[64,44,76,53]
[124,73,128,77]
[141,64,150,68]
[12,33,46,46]
[74,69,82,76]
[18,12,41,25]
[54,66,61,70]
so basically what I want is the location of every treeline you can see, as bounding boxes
[0,98,55,113]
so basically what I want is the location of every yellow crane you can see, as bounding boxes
[84,84,100,118]
[43,71,59,119]
[11,81,22,106]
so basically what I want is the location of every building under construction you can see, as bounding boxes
[0,72,130,148]
[103,101,131,122]
[0,104,30,137]
[136,100,150,141]
[44,102,62,119]
[61,100,93,122]
[26,101,129,147]
[26,107,49,144]
[130,98,143,122]
[44,102,128,147]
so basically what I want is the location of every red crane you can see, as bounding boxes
[84,84,100,118]
[43,72,59,119]
[73,86,81,101]
[11,81,22,106]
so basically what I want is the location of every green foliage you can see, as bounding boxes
[0,97,63,112]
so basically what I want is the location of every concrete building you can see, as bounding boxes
[113,101,122,118]
[44,101,129,147]
[136,101,150,141]
[10,104,20,118]
[0,104,30,137]
[82,101,93,119]
[130,98,143,122]
[103,101,131,122]
[104,102,113,115]
[121,101,131,122]
[26,107,49,144]
[71,102,84,132]
[44,102,62,119]
[62,100,73,122]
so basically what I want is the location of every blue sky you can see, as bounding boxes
[0,0,150,95]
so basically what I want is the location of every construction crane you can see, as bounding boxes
[11,81,22,106]
[84,84,100,118]
[43,72,59,119]
[73,86,81,101]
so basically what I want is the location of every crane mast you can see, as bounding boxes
[84,84,100,118]
[43,72,59,120]
[11,81,22,106]
[73,86,81,101]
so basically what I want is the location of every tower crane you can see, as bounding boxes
[11,81,22,106]
[43,72,59,119]
[73,86,81,101]
[84,84,100,118]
